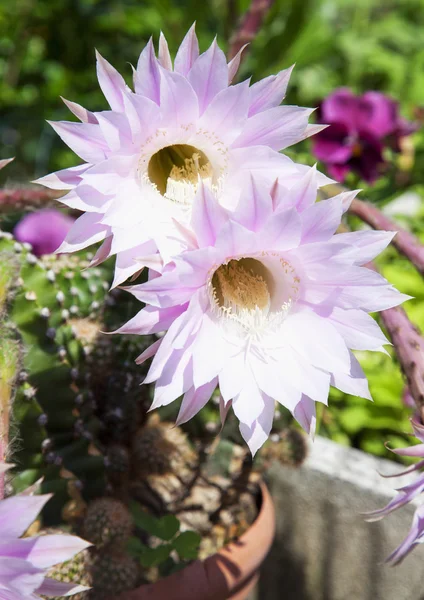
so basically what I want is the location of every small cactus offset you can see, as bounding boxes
[82,497,133,549]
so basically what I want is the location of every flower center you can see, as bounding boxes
[211,258,272,312]
[208,255,300,342]
[147,144,212,196]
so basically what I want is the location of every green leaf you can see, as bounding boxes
[158,515,181,541]
[172,531,202,560]
[139,544,173,568]
[130,502,180,540]
[127,536,148,558]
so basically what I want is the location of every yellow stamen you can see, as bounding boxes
[212,258,271,311]
[148,144,211,194]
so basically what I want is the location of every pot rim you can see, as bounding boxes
[115,480,275,600]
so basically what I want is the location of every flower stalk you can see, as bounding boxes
[380,306,424,420]
[0,187,62,211]
[228,0,275,60]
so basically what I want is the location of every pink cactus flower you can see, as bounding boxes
[117,171,406,455]
[365,417,424,564]
[35,25,330,288]
[0,471,90,598]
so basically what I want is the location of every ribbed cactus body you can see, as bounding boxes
[1,230,113,518]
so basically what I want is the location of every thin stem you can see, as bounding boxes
[380,305,424,420]
[0,187,62,211]
[228,0,275,60]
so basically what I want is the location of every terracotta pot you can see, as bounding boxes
[116,481,275,600]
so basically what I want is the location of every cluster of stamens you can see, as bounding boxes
[208,257,297,341]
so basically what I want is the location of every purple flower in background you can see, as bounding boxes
[313,88,416,183]
[0,478,90,597]
[14,209,74,257]
[365,417,424,564]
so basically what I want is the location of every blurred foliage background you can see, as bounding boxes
[1,0,424,460]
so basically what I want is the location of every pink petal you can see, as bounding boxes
[0,557,44,596]
[329,307,389,351]
[332,230,397,265]
[151,348,194,409]
[95,112,132,153]
[95,50,127,111]
[144,314,193,383]
[158,32,172,70]
[338,189,359,214]
[288,240,349,269]
[283,309,351,374]
[293,394,317,437]
[248,65,294,116]
[135,38,161,103]
[391,444,424,458]
[188,38,228,114]
[0,494,51,539]
[219,351,247,402]
[48,121,108,164]
[191,180,227,247]
[115,304,187,335]
[199,80,250,145]
[88,235,113,268]
[171,289,208,348]
[385,504,424,565]
[331,352,372,400]
[122,93,160,143]
[57,212,109,254]
[252,355,301,411]
[219,397,232,427]
[191,315,227,388]
[273,348,331,406]
[174,23,199,76]
[232,369,264,427]
[0,157,14,170]
[159,67,199,128]
[136,339,163,366]
[176,378,217,426]
[232,174,273,232]
[232,106,313,151]
[239,394,275,456]
[260,207,301,251]
[61,98,97,124]
[289,165,319,212]
[34,164,89,190]
[215,220,260,257]
[0,535,90,569]
[302,123,329,139]
[227,44,248,83]
[303,265,408,312]
[300,196,344,243]
[36,577,91,597]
